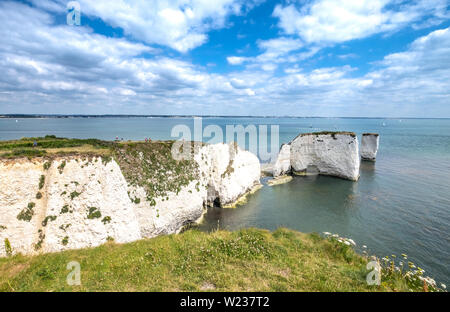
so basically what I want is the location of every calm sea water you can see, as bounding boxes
[1,117,449,285]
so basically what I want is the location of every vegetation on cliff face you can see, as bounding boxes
[0,228,437,292]
[16,203,35,222]
[111,141,200,204]
[362,133,379,137]
[302,131,356,137]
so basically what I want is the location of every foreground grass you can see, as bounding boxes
[0,228,422,292]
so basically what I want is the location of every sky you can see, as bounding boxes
[0,0,449,117]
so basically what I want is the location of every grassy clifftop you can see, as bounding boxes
[0,228,431,292]
[0,136,112,159]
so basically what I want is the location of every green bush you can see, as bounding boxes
[17,202,35,222]
[38,175,45,189]
[70,191,81,200]
[43,161,51,170]
[4,238,12,256]
[42,215,57,227]
[57,161,66,174]
[60,205,70,214]
[87,207,101,219]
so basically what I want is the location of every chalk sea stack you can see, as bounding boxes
[361,133,379,161]
[272,131,360,181]
[290,132,360,181]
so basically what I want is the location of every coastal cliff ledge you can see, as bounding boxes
[0,136,260,256]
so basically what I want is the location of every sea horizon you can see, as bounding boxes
[1,114,449,120]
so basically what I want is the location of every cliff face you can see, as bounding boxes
[361,134,379,161]
[0,158,142,256]
[273,144,291,177]
[197,143,261,207]
[128,142,261,239]
[0,142,261,257]
[290,133,360,181]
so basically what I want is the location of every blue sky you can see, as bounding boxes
[0,0,449,117]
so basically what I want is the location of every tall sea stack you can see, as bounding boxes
[271,131,360,181]
[361,133,379,161]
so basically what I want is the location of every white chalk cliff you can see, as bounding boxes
[271,132,360,181]
[361,133,379,161]
[272,144,291,177]
[197,143,261,207]
[0,142,260,257]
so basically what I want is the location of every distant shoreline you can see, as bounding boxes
[0,114,448,119]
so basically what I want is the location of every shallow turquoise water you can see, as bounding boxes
[1,117,449,285]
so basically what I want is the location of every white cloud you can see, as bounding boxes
[337,53,358,60]
[366,26,450,99]
[258,37,304,54]
[0,1,449,117]
[56,0,256,52]
[273,0,449,44]
[227,37,307,70]
[260,26,450,116]
[227,56,248,65]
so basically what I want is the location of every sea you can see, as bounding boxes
[0,116,449,285]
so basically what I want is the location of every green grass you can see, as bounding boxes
[0,228,427,292]
[0,136,111,151]
[0,149,47,158]
[0,136,112,159]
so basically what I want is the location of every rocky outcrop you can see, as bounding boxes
[273,144,291,177]
[361,133,379,161]
[290,132,360,181]
[267,175,293,186]
[196,142,261,207]
[269,132,361,181]
[0,142,261,257]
